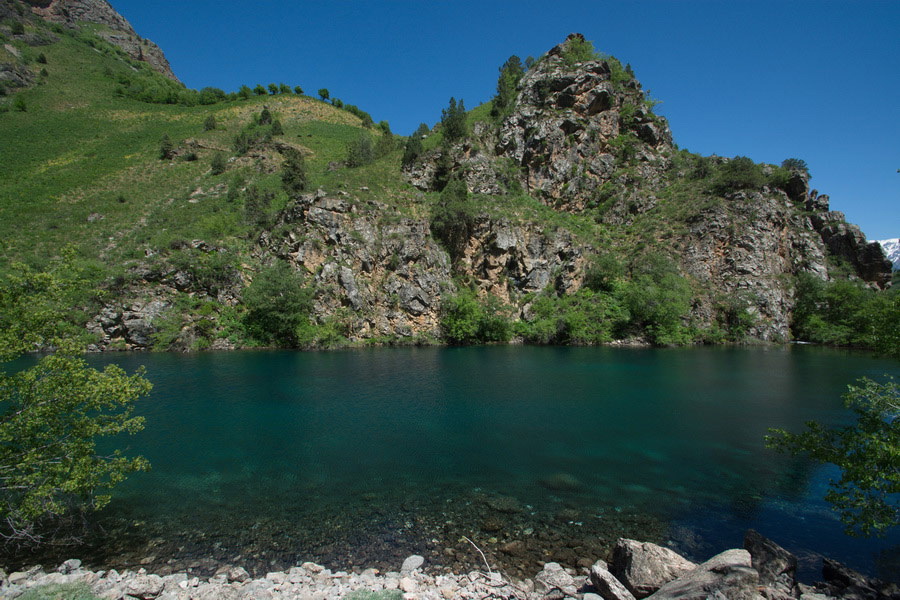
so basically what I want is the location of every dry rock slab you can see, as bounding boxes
[645,548,762,600]
[590,559,636,600]
[611,539,697,598]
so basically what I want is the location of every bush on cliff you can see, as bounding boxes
[242,261,315,348]
[516,288,629,345]
[711,156,766,195]
[430,179,476,263]
[440,288,511,344]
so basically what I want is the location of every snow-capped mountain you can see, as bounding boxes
[878,238,900,271]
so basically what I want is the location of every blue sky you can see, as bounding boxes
[111,1,899,241]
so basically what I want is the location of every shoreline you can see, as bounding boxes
[2,531,893,600]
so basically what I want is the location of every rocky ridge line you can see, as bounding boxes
[26,0,179,81]
[2,531,896,600]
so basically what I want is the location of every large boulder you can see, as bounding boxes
[611,539,697,599]
[590,559,637,600]
[743,529,800,599]
[645,549,763,600]
[534,562,581,598]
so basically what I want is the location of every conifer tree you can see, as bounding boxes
[441,97,467,143]
[491,55,524,118]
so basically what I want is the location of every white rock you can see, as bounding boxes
[57,559,82,574]
[399,576,417,593]
[301,562,324,574]
[401,554,425,573]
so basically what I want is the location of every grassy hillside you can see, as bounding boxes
[0,22,402,276]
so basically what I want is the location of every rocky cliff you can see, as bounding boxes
[402,34,892,343]
[24,0,178,81]
[65,33,892,350]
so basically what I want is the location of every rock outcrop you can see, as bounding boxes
[260,190,452,341]
[610,539,697,598]
[402,33,892,343]
[257,188,595,341]
[26,0,179,81]
[495,35,673,212]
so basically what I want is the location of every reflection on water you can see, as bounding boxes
[5,345,899,580]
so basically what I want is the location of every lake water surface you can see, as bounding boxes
[9,345,900,580]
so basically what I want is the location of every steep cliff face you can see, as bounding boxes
[26,0,179,81]
[256,190,591,341]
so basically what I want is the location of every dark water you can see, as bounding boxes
[7,345,900,581]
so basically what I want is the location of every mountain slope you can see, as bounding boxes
[878,239,900,270]
[0,16,892,350]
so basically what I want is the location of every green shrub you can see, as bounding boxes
[243,261,315,347]
[293,85,304,95]
[253,84,267,96]
[559,35,600,65]
[258,107,273,125]
[346,133,374,167]
[13,95,26,112]
[318,88,329,101]
[167,249,239,295]
[232,131,252,156]
[279,82,291,94]
[711,156,766,195]
[430,179,475,262]
[158,133,173,159]
[210,152,227,176]
[342,103,374,127]
[36,52,47,64]
[621,256,694,345]
[714,294,757,342]
[402,123,429,168]
[583,253,625,293]
[270,119,284,136]
[198,87,226,104]
[791,273,898,357]
[9,20,24,36]
[440,288,511,344]
[782,157,809,174]
[374,131,396,159]
[517,288,629,344]
[281,148,307,196]
[243,185,274,227]
[767,166,792,191]
[203,114,217,131]
[267,83,278,95]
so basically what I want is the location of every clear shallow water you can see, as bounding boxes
[7,345,900,580]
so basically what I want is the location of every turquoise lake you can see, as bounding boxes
[8,345,900,580]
